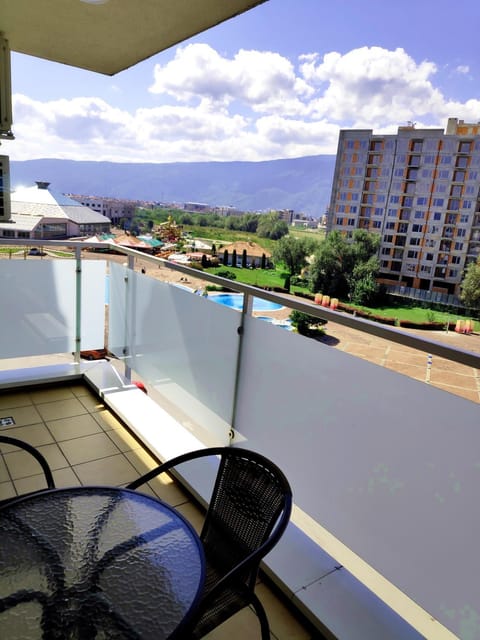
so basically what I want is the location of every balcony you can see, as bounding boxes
[1,240,480,640]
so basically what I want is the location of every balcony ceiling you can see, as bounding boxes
[1,0,267,75]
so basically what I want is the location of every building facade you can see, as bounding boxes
[68,194,136,226]
[328,118,480,297]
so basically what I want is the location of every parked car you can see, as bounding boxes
[28,247,46,256]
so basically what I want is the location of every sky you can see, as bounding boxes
[5,0,480,164]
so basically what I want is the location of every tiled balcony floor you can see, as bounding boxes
[0,382,316,640]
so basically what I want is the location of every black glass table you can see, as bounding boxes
[0,486,205,639]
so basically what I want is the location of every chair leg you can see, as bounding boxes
[250,592,270,640]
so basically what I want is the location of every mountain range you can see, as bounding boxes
[10,155,336,217]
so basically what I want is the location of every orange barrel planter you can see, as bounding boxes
[321,295,330,307]
[455,319,464,333]
[314,293,323,305]
[330,298,339,310]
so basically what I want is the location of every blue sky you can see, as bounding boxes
[6,0,480,163]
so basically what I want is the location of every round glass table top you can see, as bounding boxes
[0,486,205,639]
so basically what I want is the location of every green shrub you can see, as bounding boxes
[215,269,237,280]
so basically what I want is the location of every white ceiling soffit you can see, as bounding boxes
[1,0,268,75]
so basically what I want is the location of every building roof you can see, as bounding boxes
[221,241,271,257]
[2,0,267,75]
[11,182,111,225]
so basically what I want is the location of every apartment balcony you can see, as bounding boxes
[1,241,480,640]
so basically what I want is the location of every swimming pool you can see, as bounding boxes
[208,292,284,312]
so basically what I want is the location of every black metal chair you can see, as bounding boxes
[127,446,293,639]
[0,435,55,504]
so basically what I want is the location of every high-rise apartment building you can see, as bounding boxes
[327,118,480,298]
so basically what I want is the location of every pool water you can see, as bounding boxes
[208,293,284,312]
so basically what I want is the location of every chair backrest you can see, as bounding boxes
[200,448,292,587]
[0,436,55,497]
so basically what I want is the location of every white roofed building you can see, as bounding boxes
[1,181,111,239]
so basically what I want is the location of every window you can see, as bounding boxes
[420,265,432,274]
[407,168,418,180]
[449,269,458,278]
[377,195,386,203]
[335,217,344,225]
[425,253,434,261]
[385,222,395,230]
[347,218,355,226]
[454,170,466,182]
[448,199,460,210]
[460,214,469,223]
[433,212,442,221]
[403,197,414,207]
[462,199,472,209]
[412,224,423,233]
[433,198,444,207]
[18,231,30,238]
[411,140,423,152]
[438,170,450,179]
[407,250,418,259]
[2,230,15,238]
[414,211,425,219]
[456,156,468,168]
[468,170,478,180]
[410,237,421,246]
[454,242,464,251]
[440,155,452,165]
[416,197,428,205]
[370,140,383,151]
[451,255,462,264]
[397,223,408,233]
[450,185,462,197]
[388,209,397,217]
[390,195,400,204]
[459,141,472,153]
[372,220,381,228]
[394,168,405,177]
[381,247,391,255]
[383,234,393,243]
[457,229,467,237]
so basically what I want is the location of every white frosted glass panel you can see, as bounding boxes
[0,260,75,357]
[0,259,106,358]
[81,260,107,349]
[234,315,480,640]
[108,263,239,442]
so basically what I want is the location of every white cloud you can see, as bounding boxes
[300,47,445,127]
[149,43,311,115]
[456,65,470,74]
[8,44,480,163]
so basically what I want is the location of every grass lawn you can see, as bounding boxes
[207,265,288,288]
[351,303,480,331]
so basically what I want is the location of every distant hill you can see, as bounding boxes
[10,156,336,217]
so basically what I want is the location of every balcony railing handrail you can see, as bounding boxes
[2,238,480,371]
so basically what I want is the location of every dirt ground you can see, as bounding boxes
[7,250,480,404]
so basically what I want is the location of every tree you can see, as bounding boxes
[461,258,480,311]
[223,249,229,266]
[257,212,289,240]
[272,235,317,277]
[309,230,380,302]
[242,249,248,268]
